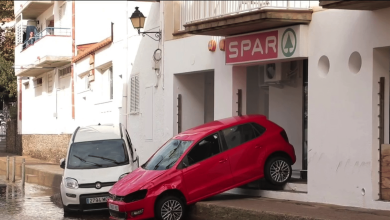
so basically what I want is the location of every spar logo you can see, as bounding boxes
[225,30,278,64]
[281,28,297,57]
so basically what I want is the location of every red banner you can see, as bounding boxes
[225,30,278,64]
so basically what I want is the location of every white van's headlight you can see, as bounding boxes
[118,173,129,181]
[65,178,79,189]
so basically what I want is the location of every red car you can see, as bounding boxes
[107,115,296,220]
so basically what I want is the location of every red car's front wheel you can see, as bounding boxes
[155,195,186,220]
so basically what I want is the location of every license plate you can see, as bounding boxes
[86,196,107,204]
[109,203,119,211]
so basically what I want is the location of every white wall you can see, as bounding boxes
[15,36,71,67]
[16,1,74,135]
[20,65,75,134]
[307,7,390,210]
[75,1,150,46]
[127,2,163,165]
[74,1,152,129]
[204,72,215,123]
[174,73,205,133]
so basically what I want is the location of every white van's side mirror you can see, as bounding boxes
[60,158,65,169]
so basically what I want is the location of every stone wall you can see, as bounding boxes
[6,120,22,155]
[22,134,72,163]
[6,120,71,163]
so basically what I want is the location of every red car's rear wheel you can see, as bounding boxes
[265,156,292,186]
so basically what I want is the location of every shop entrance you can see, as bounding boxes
[244,59,308,189]
[174,71,214,134]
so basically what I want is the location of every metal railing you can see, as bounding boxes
[179,1,319,30]
[22,27,71,52]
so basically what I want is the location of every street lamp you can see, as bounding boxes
[130,7,161,41]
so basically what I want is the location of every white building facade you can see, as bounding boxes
[13,1,151,162]
[127,0,390,211]
[14,1,73,135]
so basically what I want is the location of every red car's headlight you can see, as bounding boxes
[110,190,148,203]
[124,189,148,203]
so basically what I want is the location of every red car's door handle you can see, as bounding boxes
[255,145,261,149]
[219,158,227,163]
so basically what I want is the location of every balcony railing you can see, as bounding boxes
[22,27,71,52]
[179,1,319,30]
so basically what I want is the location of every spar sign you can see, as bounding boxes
[225,25,308,65]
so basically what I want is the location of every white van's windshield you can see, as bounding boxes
[67,139,129,169]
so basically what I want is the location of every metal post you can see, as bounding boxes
[6,156,9,180]
[22,158,25,187]
[379,77,385,200]
[236,89,242,116]
[177,94,182,134]
[12,157,15,183]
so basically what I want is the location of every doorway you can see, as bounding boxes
[174,71,214,134]
[244,59,308,189]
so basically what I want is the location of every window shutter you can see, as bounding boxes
[130,75,139,113]
[59,66,71,77]
[109,67,113,100]
[47,72,54,93]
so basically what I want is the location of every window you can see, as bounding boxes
[34,77,43,88]
[142,139,193,170]
[130,75,139,113]
[23,82,29,89]
[59,2,67,28]
[251,123,266,136]
[84,75,90,90]
[222,123,265,150]
[59,66,71,78]
[187,133,221,166]
[67,139,129,169]
[98,66,113,101]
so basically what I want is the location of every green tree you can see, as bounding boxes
[284,33,293,53]
[0,1,14,21]
[0,0,17,99]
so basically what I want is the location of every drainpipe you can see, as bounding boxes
[71,1,75,120]
[161,2,164,90]
[124,1,129,129]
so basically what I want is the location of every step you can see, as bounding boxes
[283,181,307,192]
[26,174,39,184]
[240,178,307,193]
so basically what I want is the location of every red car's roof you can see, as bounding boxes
[173,114,267,141]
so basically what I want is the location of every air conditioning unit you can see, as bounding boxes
[264,61,299,83]
[264,62,285,83]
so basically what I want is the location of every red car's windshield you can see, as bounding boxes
[142,139,193,170]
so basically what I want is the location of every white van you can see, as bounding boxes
[59,124,139,215]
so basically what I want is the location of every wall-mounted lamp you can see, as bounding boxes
[130,7,161,41]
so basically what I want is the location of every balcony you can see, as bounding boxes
[320,1,390,11]
[15,28,71,77]
[176,1,318,36]
[15,1,54,19]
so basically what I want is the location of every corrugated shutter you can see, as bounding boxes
[130,75,139,113]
